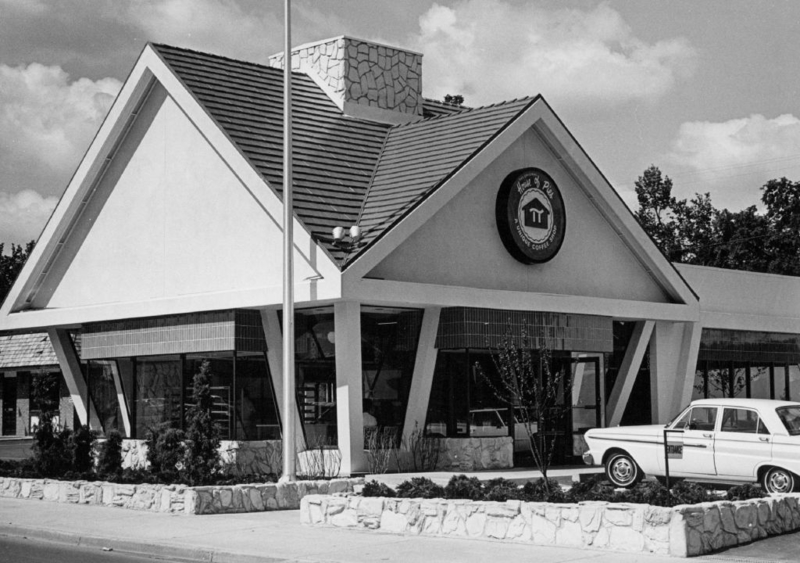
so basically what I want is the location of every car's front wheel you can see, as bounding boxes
[605,452,642,488]
[762,467,796,494]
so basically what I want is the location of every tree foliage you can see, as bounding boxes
[634,166,800,276]
[0,240,35,306]
[183,360,221,485]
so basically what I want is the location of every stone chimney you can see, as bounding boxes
[269,36,423,124]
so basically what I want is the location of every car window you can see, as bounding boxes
[673,406,717,431]
[776,406,800,436]
[721,408,764,434]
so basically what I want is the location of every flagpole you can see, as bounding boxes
[281,0,296,482]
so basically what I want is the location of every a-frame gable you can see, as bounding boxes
[0,45,340,331]
[344,97,698,310]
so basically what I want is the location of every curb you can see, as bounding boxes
[0,524,286,563]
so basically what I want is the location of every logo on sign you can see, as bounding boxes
[495,168,566,264]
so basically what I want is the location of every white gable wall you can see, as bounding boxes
[368,127,673,305]
[35,83,329,311]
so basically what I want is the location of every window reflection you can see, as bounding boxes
[87,360,123,435]
[135,357,182,438]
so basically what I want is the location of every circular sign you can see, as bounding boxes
[495,168,566,264]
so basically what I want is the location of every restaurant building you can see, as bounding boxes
[0,37,798,474]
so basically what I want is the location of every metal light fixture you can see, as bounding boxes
[329,225,362,250]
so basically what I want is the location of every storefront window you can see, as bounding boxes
[361,308,421,442]
[87,360,123,435]
[295,309,337,446]
[135,357,182,438]
[789,364,800,401]
[749,365,772,399]
[28,371,61,430]
[425,351,468,437]
[184,355,234,440]
[235,354,280,440]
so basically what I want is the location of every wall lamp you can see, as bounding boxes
[328,225,362,251]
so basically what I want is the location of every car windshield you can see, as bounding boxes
[776,406,800,436]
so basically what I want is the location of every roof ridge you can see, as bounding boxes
[391,96,537,130]
[151,43,303,77]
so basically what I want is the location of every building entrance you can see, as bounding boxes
[2,376,17,436]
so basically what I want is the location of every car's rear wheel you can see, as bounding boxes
[762,467,796,494]
[605,452,642,488]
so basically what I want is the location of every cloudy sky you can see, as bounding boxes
[2,0,800,247]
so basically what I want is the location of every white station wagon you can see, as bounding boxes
[583,398,800,493]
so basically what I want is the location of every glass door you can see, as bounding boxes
[2,376,16,436]
[571,356,602,458]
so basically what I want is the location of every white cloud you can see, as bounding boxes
[411,0,696,108]
[124,0,347,63]
[0,62,120,178]
[666,114,800,208]
[0,189,57,245]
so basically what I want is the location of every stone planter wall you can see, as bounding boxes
[0,476,360,515]
[438,437,513,471]
[301,493,800,557]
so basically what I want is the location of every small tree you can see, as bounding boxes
[97,429,124,478]
[146,424,185,482]
[183,360,221,485]
[475,324,568,491]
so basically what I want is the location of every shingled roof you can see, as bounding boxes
[152,44,536,268]
[0,333,80,369]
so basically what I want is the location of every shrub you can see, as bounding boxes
[521,478,565,503]
[567,476,617,503]
[395,477,445,499]
[146,424,186,482]
[727,483,767,501]
[362,480,396,498]
[97,430,124,478]
[71,425,97,473]
[484,478,522,502]
[626,480,672,507]
[444,474,484,500]
[670,480,710,505]
[31,414,74,478]
[183,360,221,485]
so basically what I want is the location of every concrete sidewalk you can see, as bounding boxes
[0,496,722,563]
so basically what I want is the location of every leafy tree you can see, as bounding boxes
[443,94,465,106]
[0,240,35,306]
[633,166,800,276]
[183,360,221,485]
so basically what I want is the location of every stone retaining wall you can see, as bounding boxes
[301,493,800,557]
[438,437,513,471]
[0,476,360,515]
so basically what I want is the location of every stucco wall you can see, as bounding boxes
[369,127,671,305]
[35,83,330,311]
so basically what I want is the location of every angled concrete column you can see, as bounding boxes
[334,301,365,475]
[402,307,441,441]
[650,321,694,423]
[108,362,132,437]
[261,310,306,452]
[47,328,101,429]
[673,322,702,415]
[607,320,654,427]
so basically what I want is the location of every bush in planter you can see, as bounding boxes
[71,424,97,474]
[31,413,74,478]
[97,430,124,478]
[444,474,484,500]
[183,360,222,485]
[146,424,186,482]
[396,477,445,499]
[625,480,672,507]
[521,478,566,503]
[566,476,617,503]
[670,480,711,505]
[484,478,522,501]
[363,480,396,498]
[726,483,766,501]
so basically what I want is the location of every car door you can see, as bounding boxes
[665,406,718,476]
[714,407,772,480]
